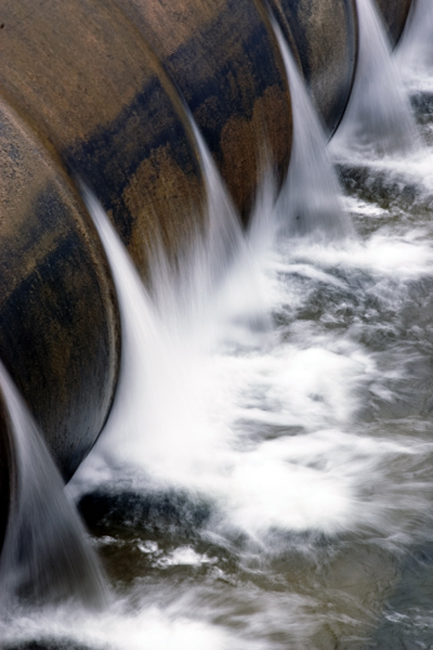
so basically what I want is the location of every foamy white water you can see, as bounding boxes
[6,172,432,648]
[3,6,433,648]
[74,178,433,546]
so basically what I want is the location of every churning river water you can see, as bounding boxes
[1,0,433,648]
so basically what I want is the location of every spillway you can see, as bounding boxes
[1,0,432,647]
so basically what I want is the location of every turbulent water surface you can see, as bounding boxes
[1,2,433,648]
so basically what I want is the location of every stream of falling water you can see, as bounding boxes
[330,0,419,157]
[0,362,107,612]
[1,1,433,648]
[272,19,350,241]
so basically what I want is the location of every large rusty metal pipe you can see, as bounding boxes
[0,0,209,279]
[0,0,211,548]
[0,0,294,548]
[0,0,415,554]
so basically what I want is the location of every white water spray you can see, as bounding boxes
[0,361,107,609]
[76,169,273,494]
[6,10,432,646]
[397,0,433,77]
[332,0,419,156]
[272,21,350,241]
[185,117,274,343]
[75,190,363,540]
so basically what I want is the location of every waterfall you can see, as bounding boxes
[271,21,350,241]
[0,361,108,609]
[76,187,183,475]
[76,152,272,490]
[396,0,433,76]
[331,0,419,156]
[171,116,273,341]
[2,3,433,648]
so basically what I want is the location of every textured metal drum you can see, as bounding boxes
[112,0,293,221]
[266,0,358,137]
[0,0,207,278]
[0,0,211,546]
[0,0,295,542]
[0,98,121,542]
[375,0,413,46]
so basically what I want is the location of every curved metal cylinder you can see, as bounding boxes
[375,0,413,47]
[0,98,121,543]
[0,0,213,547]
[112,0,293,221]
[265,0,358,138]
[0,0,208,278]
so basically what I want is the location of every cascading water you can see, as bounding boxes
[331,0,419,156]
[0,361,107,610]
[397,0,433,77]
[72,131,274,504]
[272,21,351,241]
[396,0,433,150]
[179,116,274,342]
[2,2,433,648]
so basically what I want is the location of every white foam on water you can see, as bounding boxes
[0,602,232,650]
[71,185,433,550]
[282,229,433,278]
[153,546,217,568]
[343,196,388,219]
[9,14,433,646]
[335,141,433,196]
[0,581,325,650]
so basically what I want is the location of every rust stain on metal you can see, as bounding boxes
[0,0,207,279]
[268,0,358,137]
[114,0,292,220]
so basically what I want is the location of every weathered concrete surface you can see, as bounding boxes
[375,0,413,47]
[0,0,207,278]
[0,98,120,527]
[266,0,358,137]
[113,0,293,221]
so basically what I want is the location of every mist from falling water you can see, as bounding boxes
[331,0,420,157]
[76,136,275,500]
[77,130,410,547]
[76,128,273,499]
[0,361,108,610]
[171,115,274,341]
[24,31,433,645]
[396,0,433,78]
[271,20,350,241]
[73,58,430,547]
